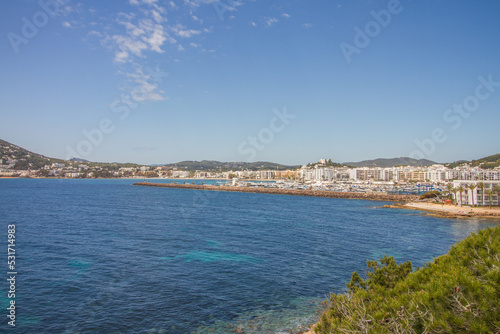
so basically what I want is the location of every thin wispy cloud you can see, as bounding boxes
[183,0,219,7]
[55,1,81,16]
[129,0,159,5]
[265,17,278,27]
[191,15,203,23]
[50,0,231,102]
[4,0,499,165]
[170,24,202,38]
[87,30,102,38]
[126,67,166,101]
[92,0,175,100]
[107,3,171,64]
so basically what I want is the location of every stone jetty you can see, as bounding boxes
[133,182,419,202]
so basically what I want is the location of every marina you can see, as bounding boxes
[133,181,420,202]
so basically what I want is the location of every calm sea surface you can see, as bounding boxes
[0,179,498,333]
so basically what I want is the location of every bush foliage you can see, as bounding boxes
[314,226,500,333]
[419,190,441,200]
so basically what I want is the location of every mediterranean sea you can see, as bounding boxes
[0,179,498,333]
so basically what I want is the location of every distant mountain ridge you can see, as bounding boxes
[2,138,499,171]
[69,157,90,162]
[342,157,437,168]
[160,160,301,171]
[0,139,300,171]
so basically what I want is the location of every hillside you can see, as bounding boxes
[313,226,500,333]
[162,160,301,171]
[0,139,139,171]
[0,138,301,172]
[448,153,500,169]
[3,137,496,173]
[306,158,346,168]
[0,138,67,170]
[343,157,437,168]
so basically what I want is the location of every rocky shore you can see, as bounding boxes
[133,182,419,202]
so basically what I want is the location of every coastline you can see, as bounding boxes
[385,202,500,219]
[132,182,419,202]
[302,325,315,334]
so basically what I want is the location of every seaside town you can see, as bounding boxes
[4,1,499,333]
[2,145,500,207]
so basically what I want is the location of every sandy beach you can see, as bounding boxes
[386,202,500,219]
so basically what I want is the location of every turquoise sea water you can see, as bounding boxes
[0,179,498,333]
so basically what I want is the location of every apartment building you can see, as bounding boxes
[451,180,500,206]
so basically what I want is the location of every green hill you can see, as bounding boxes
[314,226,500,333]
[162,160,300,171]
[0,139,299,172]
[343,157,437,168]
[0,139,139,171]
[0,138,67,170]
[447,153,500,169]
[469,153,500,169]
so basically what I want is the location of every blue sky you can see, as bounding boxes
[1,0,499,165]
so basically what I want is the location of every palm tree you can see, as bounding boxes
[442,189,449,203]
[468,183,477,207]
[477,182,485,207]
[451,187,458,205]
[485,189,494,209]
[493,185,500,208]
[458,184,465,206]
[446,183,454,202]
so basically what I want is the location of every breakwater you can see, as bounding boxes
[133,182,419,202]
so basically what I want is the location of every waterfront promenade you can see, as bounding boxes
[133,182,419,202]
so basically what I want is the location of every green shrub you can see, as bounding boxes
[419,190,441,200]
[314,226,500,333]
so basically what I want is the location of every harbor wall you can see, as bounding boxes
[133,182,419,202]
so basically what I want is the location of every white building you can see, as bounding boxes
[171,170,190,178]
[425,170,446,182]
[451,180,500,206]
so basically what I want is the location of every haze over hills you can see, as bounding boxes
[2,138,499,171]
